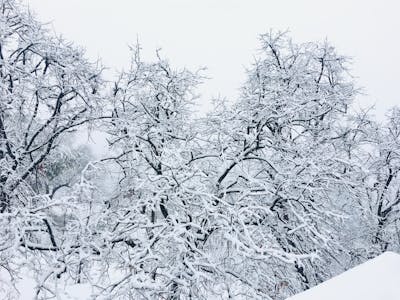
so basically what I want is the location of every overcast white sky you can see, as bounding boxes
[24,0,400,119]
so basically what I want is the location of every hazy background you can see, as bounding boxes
[23,0,400,154]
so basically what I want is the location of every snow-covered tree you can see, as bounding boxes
[351,108,400,256]
[96,48,210,299]
[370,109,400,252]
[0,0,104,297]
[2,2,400,299]
[193,31,358,298]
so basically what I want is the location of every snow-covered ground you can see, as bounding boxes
[0,266,94,300]
[287,251,400,300]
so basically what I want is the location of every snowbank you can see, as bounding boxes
[287,251,400,300]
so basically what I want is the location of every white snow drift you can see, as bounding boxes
[288,251,400,300]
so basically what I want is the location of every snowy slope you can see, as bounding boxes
[287,251,400,300]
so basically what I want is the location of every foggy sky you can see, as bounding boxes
[25,0,400,119]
